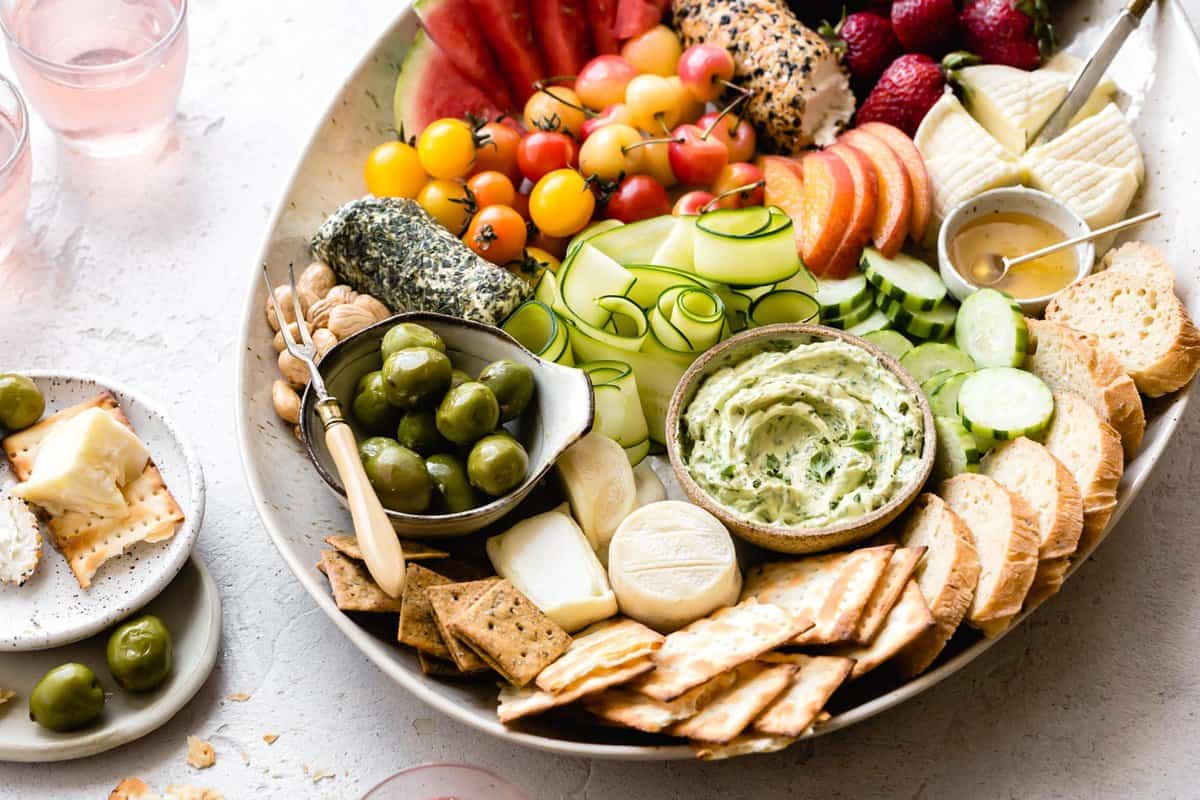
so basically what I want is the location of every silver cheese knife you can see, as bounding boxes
[1030,0,1154,146]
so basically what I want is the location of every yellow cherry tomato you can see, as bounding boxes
[624,74,682,133]
[363,140,428,198]
[417,118,476,179]
[530,169,596,238]
[579,123,645,182]
[524,87,587,138]
[418,179,474,235]
[620,25,683,76]
[638,137,677,188]
[525,246,562,274]
[667,76,705,125]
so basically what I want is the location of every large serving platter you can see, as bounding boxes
[235,0,1200,759]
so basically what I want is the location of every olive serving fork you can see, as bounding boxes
[264,265,407,598]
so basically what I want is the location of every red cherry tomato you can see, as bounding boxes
[466,170,517,209]
[464,205,528,265]
[517,131,580,184]
[606,175,671,223]
[474,122,523,183]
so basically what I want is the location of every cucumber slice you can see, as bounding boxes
[920,369,956,396]
[863,329,913,360]
[845,309,891,337]
[861,247,947,311]
[566,219,623,261]
[929,371,970,417]
[696,206,773,237]
[774,265,819,296]
[957,367,1054,441]
[587,215,676,264]
[815,273,870,318]
[582,360,651,465]
[649,215,696,270]
[826,292,877,329]
[693,209,801,286]
[502,300,574,365]
[878,295,958,340]
[899,342,976,385]
[746,290,820,328]
[932,415,984,481]
[955,288,1029,368]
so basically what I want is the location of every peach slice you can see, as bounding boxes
[799,150,855,277]
[757,155,805,222]
[839,128,912,259]
[857,121,933,243]
[825,142,879,279]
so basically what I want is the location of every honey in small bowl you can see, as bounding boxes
[950,211,1078,300]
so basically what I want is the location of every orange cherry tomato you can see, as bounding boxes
[473,121,523,183]
[464,205,528,265]
[466,170,517,210]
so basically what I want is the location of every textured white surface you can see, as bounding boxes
[1,0,1199,797]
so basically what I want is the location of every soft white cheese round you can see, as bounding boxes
[607,500,742,632]
[0,494,42,586]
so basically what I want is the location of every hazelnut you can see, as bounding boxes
[353,294,391,323]
[273,379,301,424]
[297,261,336,299]
[278,350,309,387]
[313,328,338,360]
[328,303,376,339]
[272,322,301,352]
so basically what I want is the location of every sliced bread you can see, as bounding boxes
[981,437,1084,561]
[893,494,981,677]
[938,474,1040,628]
[975,554,1075,639]
[1025,319,1145,458]
[1045,242,1200,397]
[1041,391,1124,553]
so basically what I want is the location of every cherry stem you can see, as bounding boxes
[701,93,749,141]
[532,80,593,117]
[704,179,765,212]
[720,79,750,95]
[622,135,680,153]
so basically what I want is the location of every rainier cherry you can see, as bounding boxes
[576,55,639,111]
[677,43,736,103]
[673,190,715,215]
[699,111,757,163]
[606,175,672,222]
[581,103,634,141]
[668,123,729,186]
[710,162,766,208]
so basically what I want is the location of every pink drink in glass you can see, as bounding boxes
[1,0,187,158]
[0,75,30,261]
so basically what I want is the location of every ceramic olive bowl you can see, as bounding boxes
[665,324,936,554]
[300,311,592,538]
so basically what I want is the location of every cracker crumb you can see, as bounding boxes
[0,689,14,705]
[108,777,158,800]
[165,787,224,800]
[311,768,335,783]
[227,692,251,702]
[262,733,279,745]
[186,736,216,769]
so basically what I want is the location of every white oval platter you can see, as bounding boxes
[1,372,206,652]
[235,0,1200,760]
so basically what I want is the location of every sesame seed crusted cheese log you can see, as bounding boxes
[672,0,854,152]
[311,197,532,326]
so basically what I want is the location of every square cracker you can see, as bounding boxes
[451,579,571,687]
[850,546,925,645]
[831,580,933,678]
[427,579,499,673]
[752,653,854,737]
[418,651,468,678]
[398,564,453,658]
[583,670,740,733]
[691,731,797,760]
[535,618,663,693]
[3,392,184,589]
[669,661,796,743]
[324,535,449,562]
[319,551,404,613]
[496,656,654,723]
[634,599,812,702]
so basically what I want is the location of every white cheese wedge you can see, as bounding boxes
[1041,52,1118,126]
[12,407,149,518]
[606,500,742,632]
[556,433,636,556]
[0,494,42,585]
[486,505,618,633]
[632,461,667,510]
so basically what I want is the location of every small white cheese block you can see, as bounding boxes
[556,433,636,555]
[486,506,618,633]
[0,494,42,585]
[607,501,742,632]
[12,407,149,518]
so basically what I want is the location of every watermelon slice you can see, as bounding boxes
[393,32,505,138]
[465,0,546,103]
[613,0,669,39]
[585,0,620,54]
[530,0,592,77]
[415,0,514,110]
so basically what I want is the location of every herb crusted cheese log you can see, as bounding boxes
[311,197,531,326]
[672,0,855,152]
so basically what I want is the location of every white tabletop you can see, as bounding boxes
[3,1,1200,797]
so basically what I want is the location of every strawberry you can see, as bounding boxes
[890,0,958,56]
[960,0,1054,70]
[820,12,902,85]
[854,52,977,136]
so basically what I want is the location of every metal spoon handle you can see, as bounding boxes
[1005,209,1161,269]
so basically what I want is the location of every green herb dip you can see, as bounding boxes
[681,340,924,528]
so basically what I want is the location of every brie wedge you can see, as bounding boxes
[486,505,618,632]
[0,494,41,585]
[12,407,149,518]
[556,433,636,556]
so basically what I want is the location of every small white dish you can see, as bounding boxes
[937,186,1095,315]
[0,372,205,652]
[0,555,221,763]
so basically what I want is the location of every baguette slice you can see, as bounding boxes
[1046,242,1200,397]
[938,474,1039,629]
[1041,391,1124,553]
[981,437,1083,562]
[1025,318,1145,458]
[893,494,981,677]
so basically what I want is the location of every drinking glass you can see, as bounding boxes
[0,0,188,158]
[0,74,30,261]
[362,763,528,800]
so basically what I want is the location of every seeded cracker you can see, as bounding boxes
[418,651,468,678]
[427,578,499,673]
[318,551,403,613]
[324,534,449,562]
[450,579,571,687]
[398,563,453,658]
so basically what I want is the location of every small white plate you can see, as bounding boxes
[0,372,205,652]
[0,555,221,763]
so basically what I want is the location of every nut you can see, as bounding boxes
[272,322,301,352]
[278,350,309,387]
[305,295,341,328]
[325,285,358,305]
[353,294,391,323]
[298,286,321,314]
[265,285,298,332]
[272,379,301,424]
[312,328,338,360]
[328,303,376,339]
[297,261,336,299]
[293,424,304,442]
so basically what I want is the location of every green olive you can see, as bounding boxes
[0,374,44,432]
[106,614,172,692]
[467,434,529,496]
[396,410,447,455]
[382,347,452,409]
[449,368,473,390]
[358,435,396,463]
[29,663,104,732]
[352,371,401,434]
[478,360,535,422]
[435,382,500,445]
[363,440,433,513]
[381,323,445,360]
[425,453,481,513]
